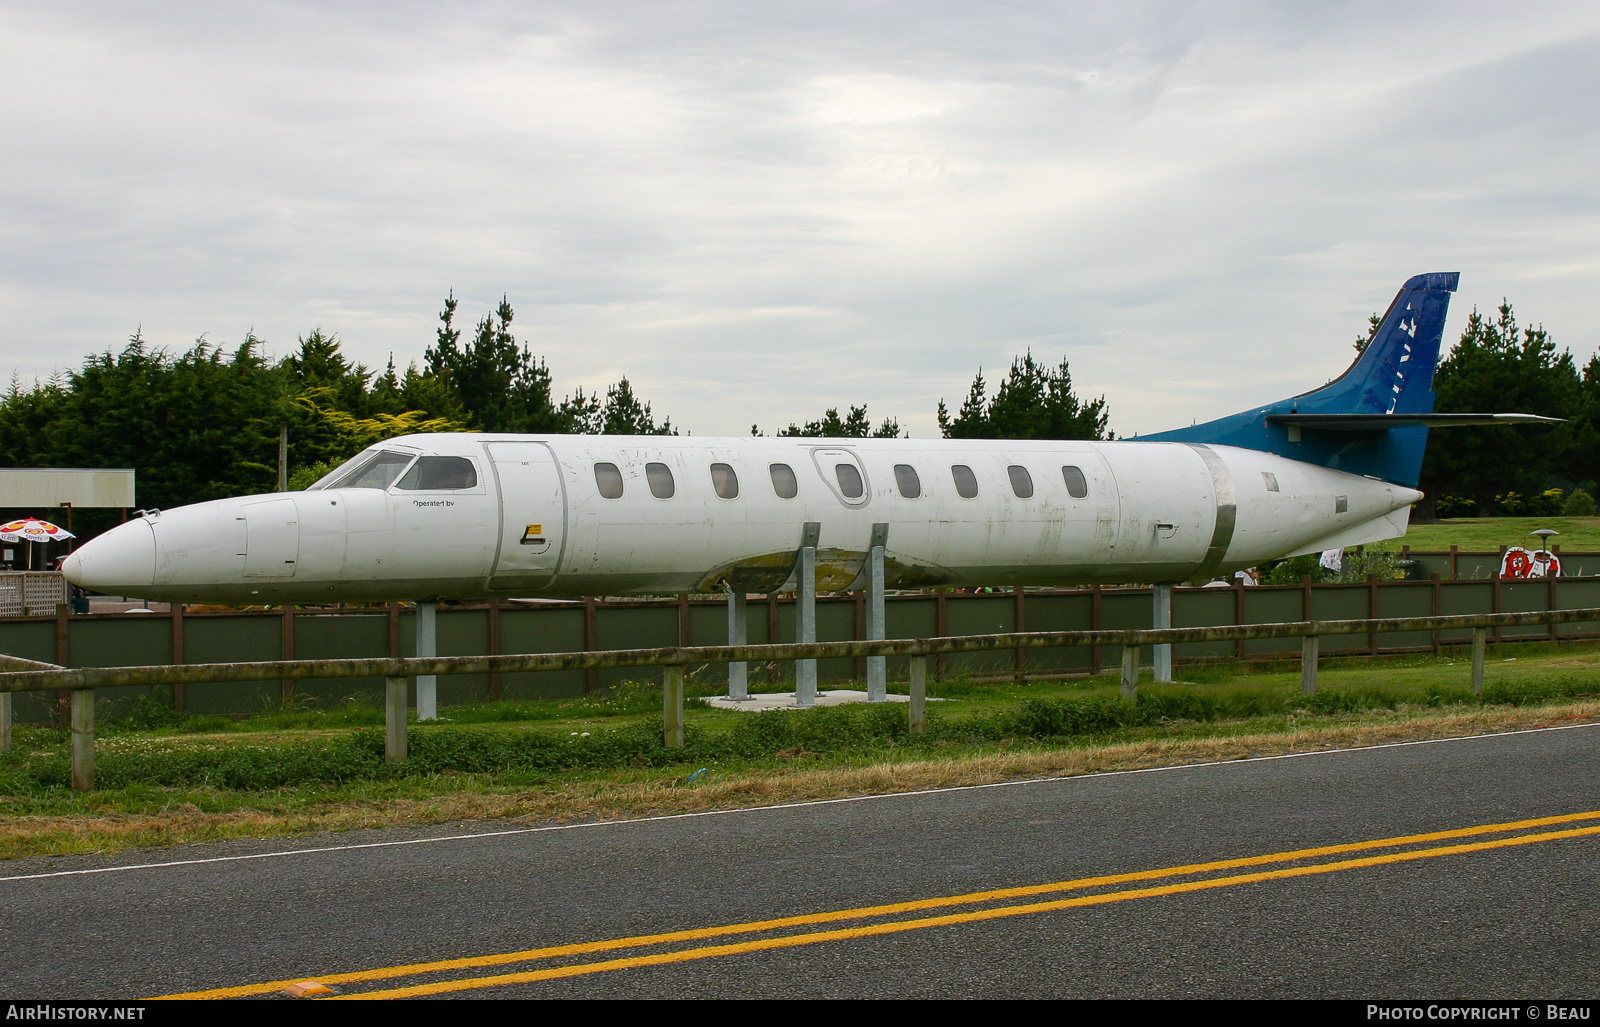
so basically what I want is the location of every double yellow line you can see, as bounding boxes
[159,809,1600,1000]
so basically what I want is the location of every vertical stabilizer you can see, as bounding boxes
[1146,273,1458,487]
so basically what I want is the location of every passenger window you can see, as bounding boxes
[835,463,864,499]
[951,464,978,499]
[1262,472,1280,493]
[396,456,478,491]
[770,463,798,499]
[594,462,624,499]
[711,463,739,499]
[1007,465,1033,499]
[333,451,414,490]
[894,464,921,499]
[1061,465,1089,499]
[646,462,675,499]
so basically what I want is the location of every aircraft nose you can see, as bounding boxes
[63,520,156,592]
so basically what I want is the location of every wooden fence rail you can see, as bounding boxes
[5,605,1599,790]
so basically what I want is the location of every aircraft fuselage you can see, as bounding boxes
[65,433,1420,604]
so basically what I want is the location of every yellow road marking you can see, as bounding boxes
[343,824,1600,1000]
[153,809,1600,1000]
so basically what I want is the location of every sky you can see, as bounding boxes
[3,1,1598,438]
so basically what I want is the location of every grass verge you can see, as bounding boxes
[2,644,1598,862]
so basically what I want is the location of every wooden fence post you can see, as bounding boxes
[908,656,926,734]
[1471,627,1487,698]
[663,665,685,748]
[1120,645,1139,703]
[1301,636,1318,695]
[70,688,93,791]
[385,676,407,763]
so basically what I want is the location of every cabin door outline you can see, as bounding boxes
[485,441,569,590]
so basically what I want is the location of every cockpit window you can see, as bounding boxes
[306,450,378,490]
[323,450,415,490]
[396,456,478,491]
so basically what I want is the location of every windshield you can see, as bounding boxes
[311,450,416,491]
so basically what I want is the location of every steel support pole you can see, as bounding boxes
[1471,627,1486,698]
[908,655,926,734]
[1152,583,1173,682]
[416,601,438,721]
[664,665,685,747]
[865,531,887,701]
[70,688,93,791]
[726,589,749,700]
[0,692,11,751]
[795,545,818,706]
[1301,635,1318,695]
[385,675,408,764]
[1120,645,1139,703]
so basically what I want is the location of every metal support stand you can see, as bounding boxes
[725,586,749,700]
[795,523,820,706]
[1120,645,1139,703]
[1301,635,1318,695]
[70,688,93,791]
[416,601,437,721]
[1152,583,1172,682]
[908,655,926,734]
[385,675,408,764]
[1471,627,1486,698]
[865,523,888,702]
[664,665,685,747]
[0,692,11,751]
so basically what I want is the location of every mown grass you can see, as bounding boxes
[1375,516,1600,552]
[2,640,1598,860]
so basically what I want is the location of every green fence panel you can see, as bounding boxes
[65,615,174,719]
[436,609,491,707]
[884,596,936,684]
[290,612,389,708]
[1173,588,1237,661]
[1560,555,1600,578]
[1021,592,1094,675]
[595,604,679,691]
[182,614,283,715]
[1557,578,1600,638]
[498,606,587,699]
[1499,581,1553,640]
[1375,582,1436,649]
[1241,587,1303,656]
[0,619,57,722]
[1438,582,1494,646]
[943,594,1017,680]
[1410,554,1451,579]
[1310,585,1371,652]
[1097,588,1153,672]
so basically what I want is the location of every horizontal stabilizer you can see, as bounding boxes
[1265,413,1563,432]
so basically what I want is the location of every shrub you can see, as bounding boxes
[1564,489,1597,517]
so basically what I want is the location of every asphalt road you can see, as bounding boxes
[4,724,1600,1000]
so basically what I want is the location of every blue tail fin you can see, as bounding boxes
[1145,272,1459,487]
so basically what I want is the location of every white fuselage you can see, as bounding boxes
[64,433,1420,604]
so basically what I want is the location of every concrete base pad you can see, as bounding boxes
[705,689,911,712]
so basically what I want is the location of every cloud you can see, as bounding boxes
[2,1,1599,437]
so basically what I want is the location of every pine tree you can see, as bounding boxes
[600,377,675,435]
[936,353,1109,440]
[1418,302,1575,514]
[778,405,902,438]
